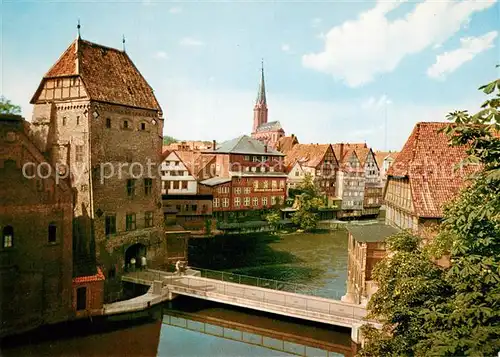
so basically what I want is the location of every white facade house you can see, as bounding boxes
[286,161,306,193]
[161,151,198,195]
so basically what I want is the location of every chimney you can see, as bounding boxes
[212,140,216,150]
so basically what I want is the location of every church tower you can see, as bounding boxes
[252,60,268,133]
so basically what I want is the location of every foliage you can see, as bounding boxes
[204,219,212,235]
[360,77,500,356]
[291,173,324,231]
[163,135,177,145]
[265,210,281,231]
[0,96,21,115]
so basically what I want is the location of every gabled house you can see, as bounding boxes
[333,144,365,217]
[161,151,198,195]
[284,144,338,199]
[384,122,479,234]
[375,151,399,184]
[285,161,306,193]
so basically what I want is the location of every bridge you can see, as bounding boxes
[116,268,373,332]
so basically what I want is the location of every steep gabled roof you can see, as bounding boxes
[211,135,284,156]
[176,151,216,178]
[284,144,335,168]
[256,121,283,133]
[276,134,299,154]
[31,38,162,112]
[374,151,399,169]
[387,122,479,218]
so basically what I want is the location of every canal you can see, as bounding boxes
[1,230,352,356]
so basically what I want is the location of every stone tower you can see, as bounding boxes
[252,61,268,133]
[30,33,167,301]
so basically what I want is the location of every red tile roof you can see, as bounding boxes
[388,122,479,218]
[175,151,216,179]
[73,267,105,284]
[32,38,162,112]
[374,151,399,170]
[284,144,334,168]
[276,135,299,154]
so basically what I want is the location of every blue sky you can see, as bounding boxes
[1,0,499,150]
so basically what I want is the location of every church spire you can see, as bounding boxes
[256,58,266,105]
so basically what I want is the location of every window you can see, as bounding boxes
[262,156,267,161]
[176,205,181,211]
[2,226,14,248]
[222,198,229,208]
[106,118,111,128]
[76,116,80,125]
[105,215,116,235]
[272,180,277,189]
[75,145,84,162]
[192,204,197,212]
[271,196,276,205]
[173,181,180,189]
[295,170,300,177]
[234,187,241,194]
[252,197,259,207]
[244,187,251,194]
[145,211,153,228]
[144,178,153,195]
[280,180,285,188]
[262,197,268,206]
[164,181,171,191]
[123,120,129,129]
[269,166,274,172]
[175,161,179,166]
[244,197,250,206]
[76,287,87,311]
[140,123,146,131]
[127,179,136,197]
[126,213,136,231]
[245,167,250,172]
[244,155,250,161]
[253,181,259,189]
[213,198,220,207]
[56,79,61,87]
[182,181,188,189]
[48,223,57,243]
[234,197,241,206]
[263,181,268,189]
[252,156,258,162]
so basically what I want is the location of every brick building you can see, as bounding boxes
[250,63,285,149]
[333,144,365,217]
[341,223,398,305]
[284,144,338,199]
[384,122,478,234]
[199,135,287,220]
[29,35,167,302]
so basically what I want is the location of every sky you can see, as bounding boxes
[1,0,499,151]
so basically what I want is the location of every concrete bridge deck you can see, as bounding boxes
[114,269,373,331]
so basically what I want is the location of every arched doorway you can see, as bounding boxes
[124,243,146,271]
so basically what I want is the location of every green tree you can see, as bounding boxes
[265,210,281,231]
[291,173,324,231]
[0,96,21,115]
[360,77,500,356]
[163,135,177,145]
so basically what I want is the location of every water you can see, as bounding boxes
[1,231,352,356]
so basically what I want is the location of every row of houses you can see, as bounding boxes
[161,134,399,228]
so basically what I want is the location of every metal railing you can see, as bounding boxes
[169,267,345,301]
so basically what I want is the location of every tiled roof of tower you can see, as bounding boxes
[32,38,162,112]
[284,144,334,168]
[256,121,283,133]
[211,135,284,156]
[276,135,299,154]
[387,122,480,218]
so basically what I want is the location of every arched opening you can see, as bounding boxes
[48,222,57,243]
[2,225,14,248]
[124,243,146,272]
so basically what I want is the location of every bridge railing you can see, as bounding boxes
[186,268,346,301]
[163,274,367,323]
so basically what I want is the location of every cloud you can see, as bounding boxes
[169,6,182,14]
[427,31,498,80]
[179,37,205,47]
[153,78,483,150]
[311,18,322,28]
[281,43,291,53]
[154,51,169,59]
[302,0,496,87]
